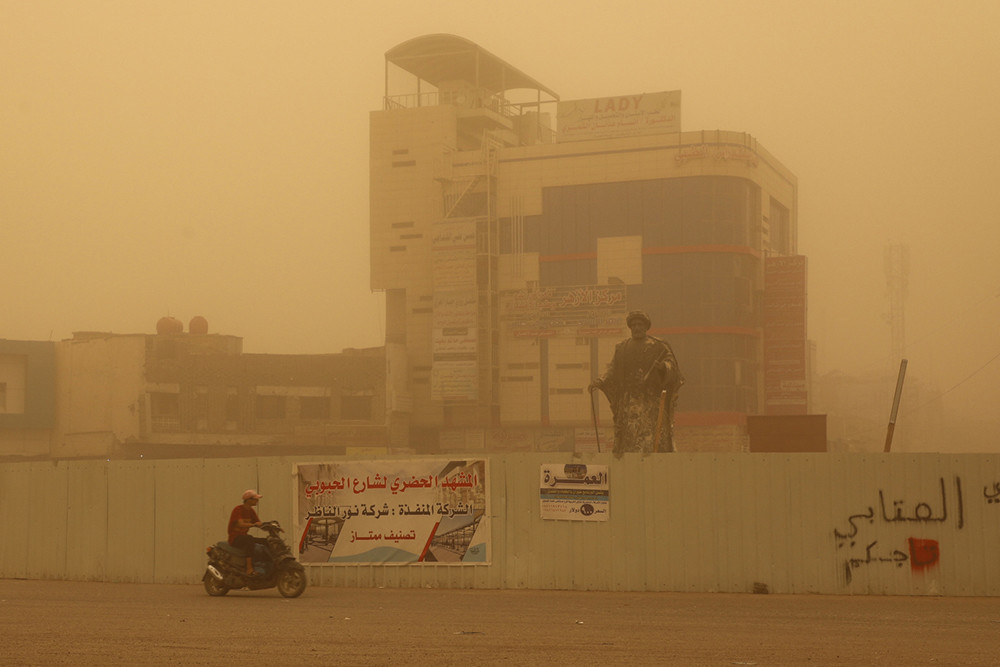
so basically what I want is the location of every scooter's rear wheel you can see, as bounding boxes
[276,566,307,598]
[203,571,229,596]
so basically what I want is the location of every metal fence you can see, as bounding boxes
[2,452,998,595]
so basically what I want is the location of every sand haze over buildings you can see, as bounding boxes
[3,1,999,442]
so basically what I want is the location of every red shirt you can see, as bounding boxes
[227,504,260,544]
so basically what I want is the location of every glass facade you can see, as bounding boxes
[503,175,764,414]
[507,175,761,254]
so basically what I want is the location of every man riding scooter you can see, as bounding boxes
[227,489,267,576]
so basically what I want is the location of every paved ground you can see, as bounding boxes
[2,579,999,665]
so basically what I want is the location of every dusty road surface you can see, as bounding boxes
[2,579,999,665]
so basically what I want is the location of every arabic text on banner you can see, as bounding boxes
[296,459,489,564]
[539,463,609,521]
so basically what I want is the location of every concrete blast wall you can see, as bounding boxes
[2,453,999,595]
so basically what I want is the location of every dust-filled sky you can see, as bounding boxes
[3,1,999,421]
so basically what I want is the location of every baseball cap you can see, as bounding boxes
[242,489,262,500]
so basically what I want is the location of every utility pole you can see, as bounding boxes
[884,244,910,364]
[884,359,907,452]
[883,244,909,452]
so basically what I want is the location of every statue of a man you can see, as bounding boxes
[588,311,683,455]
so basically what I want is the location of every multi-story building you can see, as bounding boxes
[371,34,809,453]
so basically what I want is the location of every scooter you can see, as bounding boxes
[203,520,307,598]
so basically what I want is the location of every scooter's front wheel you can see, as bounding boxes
[276,565,307,598]
[203,570,229,596]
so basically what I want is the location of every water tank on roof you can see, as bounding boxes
[189,316,208,335]
[156,317,184,335]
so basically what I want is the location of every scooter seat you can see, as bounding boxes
[215,541,245,557]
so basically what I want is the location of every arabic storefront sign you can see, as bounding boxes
[539,463,609,521]
[432,289,478,357]
[431,360,479,401]
[557,90,680,142]
[432,288,479,401]
[295,459,489,564]
[500,285,627,337]
[763,255,807,415]
[573,427,614,454]
[432,219,477,289]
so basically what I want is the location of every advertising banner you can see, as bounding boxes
[539,463,609,521]
[295,459,489,564]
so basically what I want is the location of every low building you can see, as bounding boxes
[0,320,389,461]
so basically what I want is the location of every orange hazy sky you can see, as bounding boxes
[3,0,999,421]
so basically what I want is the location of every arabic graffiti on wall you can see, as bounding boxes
[295,459,489,565]
[908,538,940,571]
[833,476,962,584]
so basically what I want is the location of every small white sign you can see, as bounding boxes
[539,463,609,521]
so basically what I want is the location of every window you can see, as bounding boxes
[150,392,180,432]
[770,198,791,254]
[150,392,179,416]
[255,395,286,419]
[341,395,373,421]
[299,396,331,419]
[225,389,239,430]
[194,387,209,431]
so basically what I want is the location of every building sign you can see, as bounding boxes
[432,288,478,401]
[431,216,479,402]
[763,256,808,414]
[557,90,681,142]
[539,463,609,521]
[499,285,627,337]
[295,459,489,564]
[431,361,479,401]
[432,290,478,356]
[431,218,477,289]
[483,428,575,452]
[574,426,614,454]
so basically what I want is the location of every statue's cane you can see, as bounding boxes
[589,387,602,453]
[653,390,668,453]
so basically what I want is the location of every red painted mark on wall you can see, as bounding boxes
[908,538,940,571]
